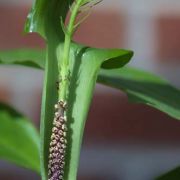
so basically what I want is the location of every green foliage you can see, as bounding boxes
[25,0,134,179]
[0,0,179,180]
[0,103,40,173]
[25,0,73,39]
[1,47,180,179]
[40,41,133,179]
[1,49,180,120]
[58,43,132,179]
[0,49,45,69]
[98,67,180,120]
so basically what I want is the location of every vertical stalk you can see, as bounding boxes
[59,0,84,101]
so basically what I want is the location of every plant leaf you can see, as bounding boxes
[98,67,180,120]
[41,42,133,180]
[0,49,45,69]
[156,167,180,180]
[25,0,73,39]
[0,103,40,173]
[25,2,74,177]
[62,43,133,179]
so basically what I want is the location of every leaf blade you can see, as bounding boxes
[0,49,45,69]
[98,67,180,120]
[41,42,133,180]
[63,44,132,179]
[25,0,73,39]
[0,103,40,173]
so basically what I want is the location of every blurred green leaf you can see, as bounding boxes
[156,167,180,180]
[0,103,40,173]
[98,67,180,120]
[0,49,45,69]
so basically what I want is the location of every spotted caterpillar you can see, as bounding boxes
[48,100,68,180]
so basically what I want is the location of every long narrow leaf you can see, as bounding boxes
[0,49,45,69]
[98,67,180,120]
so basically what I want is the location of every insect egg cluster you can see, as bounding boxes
[48,101,67,180]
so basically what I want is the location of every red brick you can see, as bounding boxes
[156,15,180,63]
[0,87,9,103]
[83,92,180,145]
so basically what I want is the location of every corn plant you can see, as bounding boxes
[0,0,180,180]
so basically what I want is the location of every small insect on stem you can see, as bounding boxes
[48,100,68,180]
[56,81,60,90]
[56,77,62,90]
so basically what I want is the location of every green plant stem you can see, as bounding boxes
[59,0,83,101]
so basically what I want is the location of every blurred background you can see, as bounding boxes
[0,0,180,179]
